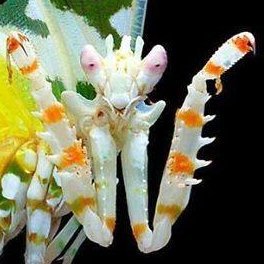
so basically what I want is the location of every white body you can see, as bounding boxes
[0,31,254,262]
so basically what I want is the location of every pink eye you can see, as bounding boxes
[80,45,102,73]
[86,63,96,71]
[143,45,167,75]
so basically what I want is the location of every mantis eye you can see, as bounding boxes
[80,45,103,73]
[80,45,106,92]
[142,45,167,75]
[136,45,167,94]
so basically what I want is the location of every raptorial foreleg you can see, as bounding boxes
[151,32,255,252]
[6,32,113,248]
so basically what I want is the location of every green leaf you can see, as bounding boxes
[76,81,96,100]
[0,0,49,37]
[49,78,66,101]
[0,0,148,90]
[50,79,96,101]
[50,0,133,45]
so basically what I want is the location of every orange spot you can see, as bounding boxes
[69,196,96,216]
[157,204,182,222]
[20,59,39,75]
[7,37,20,53]
[105,217,116,232]
[60,142,86,169]
[42,103,65,124]
[28,233,37,242]
[204,61,225,77]
[28,233,47,245]
[233,35,252,53]
[177,108,204,127]
[7,33,28,54]
[168,151,194,175]
[132,223,147,240]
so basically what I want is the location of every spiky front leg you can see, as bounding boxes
[6,32,112,249]
[149,32,255,252]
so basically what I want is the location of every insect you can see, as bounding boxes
[0,29,255,263]
[0,1,255,263]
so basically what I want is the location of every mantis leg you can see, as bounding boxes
[89,125,117,234]
[0,141,37,254]
[150,32,255,253]
[62,91,117,242]
[7,32,112,248]
[121,101,165,251]
[25,144,53,264]
[121,32,254,253]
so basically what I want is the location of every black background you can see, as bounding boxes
[0,0,261,263]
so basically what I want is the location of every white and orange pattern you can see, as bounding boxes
[0,31,254,263]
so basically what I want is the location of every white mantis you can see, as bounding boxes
[0,30,254,263]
